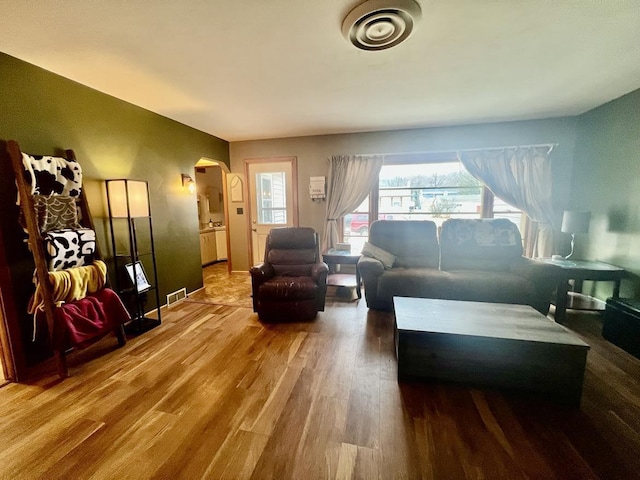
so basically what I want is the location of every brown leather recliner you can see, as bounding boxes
[250,227,329,322]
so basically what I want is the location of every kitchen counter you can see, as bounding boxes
[200,225,226,233]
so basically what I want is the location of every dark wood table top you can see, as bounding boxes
[393,297,589,348]
[322,249,361,262]
[538,258,624,272]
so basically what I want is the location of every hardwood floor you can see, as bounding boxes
[1,264,639,479]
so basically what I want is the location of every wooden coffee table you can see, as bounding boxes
[393,297,590,404]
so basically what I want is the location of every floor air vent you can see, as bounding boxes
[167,288,187,307]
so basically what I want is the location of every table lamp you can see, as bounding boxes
[559,210,591,259]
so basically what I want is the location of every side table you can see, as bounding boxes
[539,259,625,324]
[322,249,362,299]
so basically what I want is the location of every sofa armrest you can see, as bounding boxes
[358,256,384,277]
[358,256,385,309]
[510,258,562,286]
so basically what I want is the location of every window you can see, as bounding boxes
[340,157,528,252]
[378,162,484,228]
[256,172,287,224]
[343,197,369,253]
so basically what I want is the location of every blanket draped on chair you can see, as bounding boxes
[50,288,130,349]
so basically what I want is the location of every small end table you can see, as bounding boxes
[539,258,625,324]
[322,249,362,299]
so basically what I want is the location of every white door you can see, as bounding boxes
[246,158,298,265]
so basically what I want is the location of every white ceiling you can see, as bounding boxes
[2,1,640,142]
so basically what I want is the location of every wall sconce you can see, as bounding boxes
[560,210,591,259]
[181,174,196,194]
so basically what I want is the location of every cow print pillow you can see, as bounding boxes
[21,153,83,197]
[44,228,96,271]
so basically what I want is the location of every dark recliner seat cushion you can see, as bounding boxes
[259,276,319,300]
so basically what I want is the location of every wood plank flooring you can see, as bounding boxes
[1,264,639,479]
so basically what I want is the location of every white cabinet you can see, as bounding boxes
[215,229,227,260]
[200,231,217,265]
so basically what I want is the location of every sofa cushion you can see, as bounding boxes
[440,218,524,271]
[445,270,537,305]
[362,241,396,269]
[376,267,450,305]
[369,220,439,268]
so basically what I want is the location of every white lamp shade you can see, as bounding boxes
[561,210,590,234]
[107,180,150,218]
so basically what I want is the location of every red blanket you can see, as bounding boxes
[52,288,130,349]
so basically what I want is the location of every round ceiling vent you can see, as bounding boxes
[342,0,422,51]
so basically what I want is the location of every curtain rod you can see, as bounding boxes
[336,143,559,160]
[454,143,558,154]
[377,143,559,158]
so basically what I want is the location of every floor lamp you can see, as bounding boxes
[560,210,591,259]
[106,179,161,333]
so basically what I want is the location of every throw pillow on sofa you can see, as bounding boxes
[362,242,396,269]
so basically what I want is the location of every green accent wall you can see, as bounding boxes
[0,52,229,367]
[572,88,640,299]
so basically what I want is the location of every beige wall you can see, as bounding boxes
[229,118,579,271]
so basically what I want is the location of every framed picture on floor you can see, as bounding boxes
[125,261,152,293]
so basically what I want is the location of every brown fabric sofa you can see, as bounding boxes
[250,227,328,322]
[358,218,560,314]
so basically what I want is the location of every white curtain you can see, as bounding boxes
[322,155,384,251]
[458,146,556,257]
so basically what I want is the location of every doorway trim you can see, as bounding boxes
[244,156,299,267]
[196,157,232,272]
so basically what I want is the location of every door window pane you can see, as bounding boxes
[256,172,287,224]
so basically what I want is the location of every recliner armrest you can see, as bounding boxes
[250,262,275,284]
[311,262,329,282]
[358,256,385,277]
